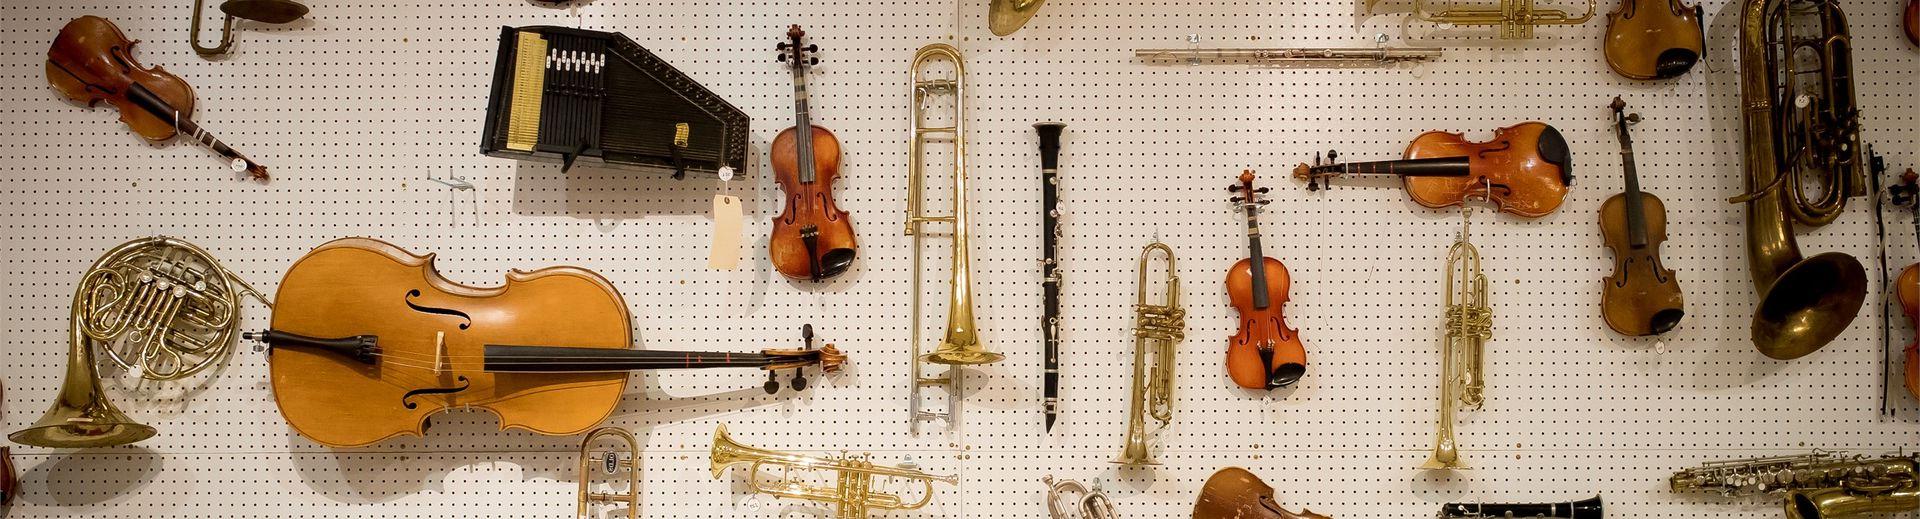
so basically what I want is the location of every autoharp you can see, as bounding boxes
[482,26,750,179]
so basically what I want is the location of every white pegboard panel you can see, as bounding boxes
[1,0,1917,517]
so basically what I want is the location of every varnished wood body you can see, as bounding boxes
[46,16,194,142]
[1604,0,1705,80]
[1403,122,1572,218]
[1899,264,1918,401]
[1193,467,1332,519]
[267,238,630,447]
[769,125,857,281]
[1906,0,1918,47]
[1226,257,1307,389]
[1600,192,1685,335]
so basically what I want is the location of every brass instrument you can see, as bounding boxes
[1368,0,1596,38]
[1046,475,1117,519]
[577,427,640,519]
[1731,0,1867,359]
[1421,209,1488,470]
[908,43,999,435]
[1115,241,1182,466]
[988,0,1048,35]
[1136,35,1442,66]
[190,0,308,56]
[710,424,957,519]
[10,237,268,448]
[1671,451,1920,519]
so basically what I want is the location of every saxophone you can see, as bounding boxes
[1671,451,1920,519]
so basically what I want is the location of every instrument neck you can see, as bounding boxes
[1244,202,1272,310]
[483,344,784,373]
[1614,111,1650,248]
[1322,156,1471,178]
[790,62,817,184]
[125,81,263,178]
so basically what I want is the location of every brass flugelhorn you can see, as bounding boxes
[577,427,640,519]
[1368,0,1596,39]
[1422,208,1488,470]
[1115,241,1182,466]
[908,42,999,435]
[1671,451,1919,519]
[10,237,268,448]
[711,424,957,519]
[1731,0,1867,360]
[1046,475,1117,519]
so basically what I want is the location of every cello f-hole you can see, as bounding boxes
[405,289,472,330]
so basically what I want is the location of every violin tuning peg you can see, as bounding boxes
[1256,187,1270,194]
[1626,113,1642,125]
[1228,184,1243,192]
[777,42,790,50]
[1258,200,1272,206]
[1230,196,1245,203]
[802,323,814,343]
[763,371,780,394]
[808,57,818,65]
[806,44,818,52]
[777,54,789,62]
[1307,180,1321,192]
[1326,150,1339,163]
[791,372,809,391]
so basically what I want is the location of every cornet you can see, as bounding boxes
[1422,208,1488,470]
[908,43,999,435]
[1115,241,1182,466]
[577,427,640,519]
[711,424,957,519]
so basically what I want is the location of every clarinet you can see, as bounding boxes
[1035,122,1066,433]
[1440,496,1603,519]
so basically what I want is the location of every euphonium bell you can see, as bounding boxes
[1115,241,1182,466]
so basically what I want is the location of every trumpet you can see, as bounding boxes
[1115,241,1182,466]
[1046,475,1117,519]
[577,427,640,519]
[1422,210,1488,470]
[908,42,999,435]
[711,424,957,519]
[1671,451,1920,519]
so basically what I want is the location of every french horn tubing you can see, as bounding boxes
[908,42,999,435]
[711,424,957,519]
[1731,0,1868,360]
[1115,241,1182,466]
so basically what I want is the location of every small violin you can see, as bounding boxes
[1293,122,1575,218]
[47,16,269,181]
[1193,468,1331,519]
[769,25,857,281]
[254,238,843,447]
[1227,171,1307,390]
[1603,0,1705,79]
[1898,168,1920,402]
[1600,97,1684,336]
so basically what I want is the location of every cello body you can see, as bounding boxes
[1227,257,1307,389]
[1900,263,1918,401]
[1603,0,1705,80]
[1403,122,1573,218]
[1193,467,1332,519]
[769,125,857,280]
[268,238,630,447]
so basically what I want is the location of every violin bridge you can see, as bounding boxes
[434,331,447,373]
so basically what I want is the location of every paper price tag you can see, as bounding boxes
[708,194,743,269]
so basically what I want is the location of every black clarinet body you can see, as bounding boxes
[1441,496,1603,519]
[1035,121,1066,433]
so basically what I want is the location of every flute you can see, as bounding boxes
[1035,122,1066,432]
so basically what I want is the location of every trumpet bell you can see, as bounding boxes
[1754,251,1867,360]
[8,374,155,448]
[988,0,1047,36]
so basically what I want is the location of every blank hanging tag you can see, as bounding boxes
[709,194,743,269]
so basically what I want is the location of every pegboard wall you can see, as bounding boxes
[2,0,1918,517]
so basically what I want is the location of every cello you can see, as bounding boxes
[1293,122,1575,218]
[251,238,843,447]
[46,16,269,181]
[1600,97,1684,336]
[769,25,857,281]
[1603,0,1705,79]
[1193,468,1331,519]
[1227,171,1307,390]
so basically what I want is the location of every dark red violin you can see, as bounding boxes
[768,25,856,281]
[47,16,268,180]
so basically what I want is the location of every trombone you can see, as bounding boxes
[1115,241,1182,466]
[711,424,958,519]
[1422,206,1489,470]
[577,427,640,519]
[908,42,1000,435]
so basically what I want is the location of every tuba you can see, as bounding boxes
[711,424,957,519]
[908,43,999,435]
[1115,241,1182,466]
[10,237,267,448]
[577,427,641,519]
[1671,451,1920,519]
[1421,210,1488,470]
[1730,0,1867,359]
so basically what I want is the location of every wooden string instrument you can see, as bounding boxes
[1193,468,1331,519]
[769,25,857,281]
[1603,0,1706,79]
[1600,97,1684,336]
[1293,122,1575,218]
[1227,171,1308,390]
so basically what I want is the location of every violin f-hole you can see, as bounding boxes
[405,289,472,329]
[402,376,470,409]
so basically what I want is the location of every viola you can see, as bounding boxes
[1900,262,1918,401]
[47,16,269,181]
[1600,97,1684,336]
[1227,171,1307,390]
[769,25,857,281]
[1293,122,1575,218]
[1193,467,1331,519]
[252,238,843,447]
[1603,0,1705,79]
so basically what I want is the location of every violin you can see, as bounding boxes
[0,445,12,506]
[769,25,857,281]
[1227,171,1307,390]
[1900,262,1918,402]
[1600,97,1684,336]
[251,238,843,447]
[1906,0,1918,47]
[1193,468,1331,519]
[1603,0,1705,79]
[1293,122,1575,218]
[47,16,269,181]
